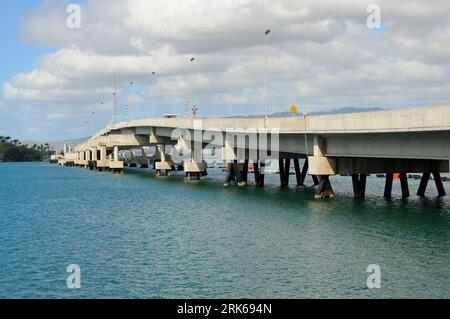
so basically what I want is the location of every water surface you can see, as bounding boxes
[0,162,449,298]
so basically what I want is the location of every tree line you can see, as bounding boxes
[0,136,53,162]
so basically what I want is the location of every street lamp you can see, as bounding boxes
[187,57,195,117]
[264,28,271,124]
[151,72,156,118]
[125,81,133,123]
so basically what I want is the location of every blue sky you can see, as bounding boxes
[0,1,54,140]
[0,1,54,95]
[1,1,450,142]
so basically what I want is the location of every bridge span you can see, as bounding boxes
[57,104,450,199]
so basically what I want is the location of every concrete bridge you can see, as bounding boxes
[57,104,450,199]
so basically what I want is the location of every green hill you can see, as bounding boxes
[0,137,46,162]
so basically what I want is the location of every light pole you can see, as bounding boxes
[151,72,156,118]
[91,111,96,134]
[264,29,271,125]
[112,74,118,126]
[125,81,133,123]
[187,57,195,117]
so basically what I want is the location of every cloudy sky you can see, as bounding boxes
[1,0,450,140]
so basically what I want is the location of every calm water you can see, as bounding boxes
[0,162,449,298]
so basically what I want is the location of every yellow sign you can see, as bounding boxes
[290,105,298,113]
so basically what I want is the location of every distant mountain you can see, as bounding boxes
[228,107,386,118]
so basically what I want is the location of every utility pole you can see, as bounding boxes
[151,72,156,118]
[264,29,271,126]
[112,74,118,126]
[187,57,195,117]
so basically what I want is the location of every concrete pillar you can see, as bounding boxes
[100,145,107,161]
[254,160,265,187]
[351,174,367,199]
[417,172,431,197]
[140,148,149,168]
[223,161,246,187]
[114,146,119,162]
[433,172,446,197]
[294,159,302,186]
[279,159,290,187]
[85,150,91,161]
[310,136,335,198]
[314,135,327,157]
[223,138,237,161]
[308,135,336,177]
[384,173,394,199]
[400,173,410,198]
[157,145,166,162]
[91,147,98,161]
[315,176,335,199]
[179,135,207,181]
[155,144,173,176]
[293,158,316,186]
[418,172,447,197]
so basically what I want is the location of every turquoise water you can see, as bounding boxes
[0,162,449,298]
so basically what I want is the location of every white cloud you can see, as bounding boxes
[3,0,450,139]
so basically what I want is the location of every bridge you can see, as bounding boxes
[57,104,450,200]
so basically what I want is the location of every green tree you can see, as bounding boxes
[3,147,24,162]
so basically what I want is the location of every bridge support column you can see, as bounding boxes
[309,136,336,199]
[242,160,249,183]
[417,172,430,197]
[293,158,318,186]
[96,145,108,172]
[223,161,246,187]
[254,160,265,187]
[128,150,137,167]
[433,172,446,197]
[88,147,97,170]
[352,174,367,199]
[312,175,320,185]
[75,152,81,166]
[400,173,410,198]
[108,146,124,174]
[384,173,394,199]
[182,137,207,181]
[78,151,86,167]
[92,147,97,161]
[417,172,446,197]
[85,150,92,169]
[279,159,290,187]
[139,148,149,168]
[185,164,207,180]
[315,176,335,199]
[294,159,302,186]
[222,137,246,187]
[155,144,172,176]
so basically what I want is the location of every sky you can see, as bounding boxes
[1,0,450,141]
